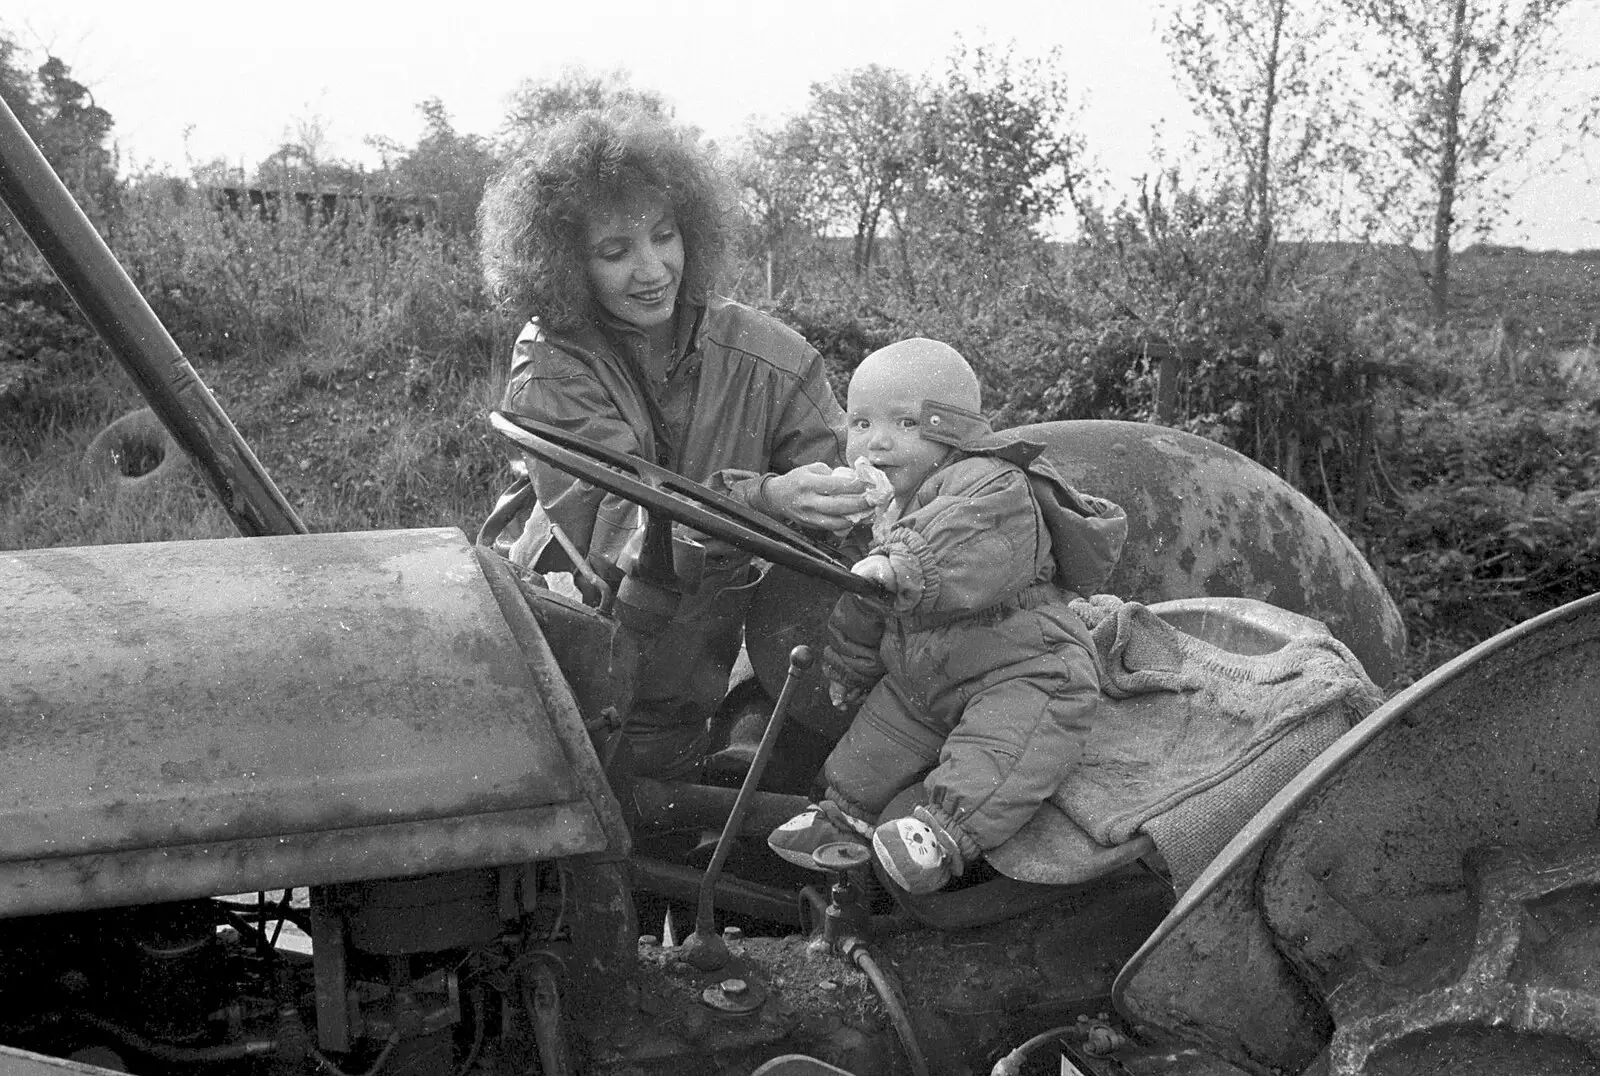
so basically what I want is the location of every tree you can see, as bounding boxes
[500,66,671,151]
[898,40,1084,302]
[917,41,1081,235]
[0,31,42,255]
[729,118,830,297]
[255,110,365,192]
[32,54,118,221]
[740,44,1087,301]
[793,65,920,277]
[1164,0,1340,287]
[0,39,119,245]
[0,31,42,137]
[369,99,497,234]
[1336,0,1600,324]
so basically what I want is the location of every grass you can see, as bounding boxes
[1,342,511,549]
[1447,246,1600,345]
[2,186,510,548]
[0,430,236,549]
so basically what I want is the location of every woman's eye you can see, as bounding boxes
[653,230,676,244]
[596,247,627,262]
[898,417,919,430]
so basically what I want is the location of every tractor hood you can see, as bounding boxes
[0,527,625,917]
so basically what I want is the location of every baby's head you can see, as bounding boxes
[850,337,980,412]
[846,338,981,502]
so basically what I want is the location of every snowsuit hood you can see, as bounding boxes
[914,400,1128,598]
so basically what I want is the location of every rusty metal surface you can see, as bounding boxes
[1324,834,1600,1074]
[0,804,604,919]
[1115,861,1332,1073]
[0,528,608,913]
[0,1043,124,1074]
[0,95,302,539]
[1024,421,1404,688]
[604,872,1176,1076]
[563,858,641,1026]
[749,421,1406,733]
[1115,590,1600,1076]
[520,578,623,729]
[627,779,811,839]
[474,547,632,857]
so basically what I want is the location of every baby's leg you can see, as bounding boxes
[769,676,940,870]
[821,674,945,823]
[918,643,1099,860]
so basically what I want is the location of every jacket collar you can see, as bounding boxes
[594,299,705,369]
[917,401,1045,467]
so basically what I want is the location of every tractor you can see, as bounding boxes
[5,93,1600,1076]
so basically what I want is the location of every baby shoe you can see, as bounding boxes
[872,816,953,895]
[767,801,872,869]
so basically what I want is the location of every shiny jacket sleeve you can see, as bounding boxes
[873,457,1047,617]
[502,340,644,569]
[713,348,846,513]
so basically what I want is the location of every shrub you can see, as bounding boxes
[1374,478,1600,651]
[0,248,122,444]
[1395,401,1599,495]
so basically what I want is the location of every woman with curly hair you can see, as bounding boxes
[479,107,868,779]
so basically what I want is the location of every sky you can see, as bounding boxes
[7,0,1598,251]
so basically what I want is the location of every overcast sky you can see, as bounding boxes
[8,0,1598,250]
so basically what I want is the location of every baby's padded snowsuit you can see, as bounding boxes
[821,403,1127,869]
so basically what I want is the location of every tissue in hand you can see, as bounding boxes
[834,457,895,523]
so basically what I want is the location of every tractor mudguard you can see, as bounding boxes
[0,527,623,917]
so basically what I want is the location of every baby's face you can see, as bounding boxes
[845,374,949,504]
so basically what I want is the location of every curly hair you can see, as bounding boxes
[478,107,734,333]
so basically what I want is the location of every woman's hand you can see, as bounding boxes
[762,461,869,532]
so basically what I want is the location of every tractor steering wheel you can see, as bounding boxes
[489,411,883,598]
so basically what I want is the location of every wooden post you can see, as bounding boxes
[1351,373,1373,526]
[1150,341,1179,425]
[1284,428,1301,491]
[1156,354,1178,424]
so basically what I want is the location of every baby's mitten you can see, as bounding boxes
[822,591,888,708]
[872,816,953,895]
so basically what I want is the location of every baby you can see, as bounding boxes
[769,338,1127,894]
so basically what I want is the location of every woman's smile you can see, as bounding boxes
[631,283,672,305]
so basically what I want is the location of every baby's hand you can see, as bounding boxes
[851,554,895,590]
[827,679,870,710]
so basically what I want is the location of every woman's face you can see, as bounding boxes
[585,193,684,333]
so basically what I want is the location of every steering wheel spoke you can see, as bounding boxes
[490,411,883,597]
